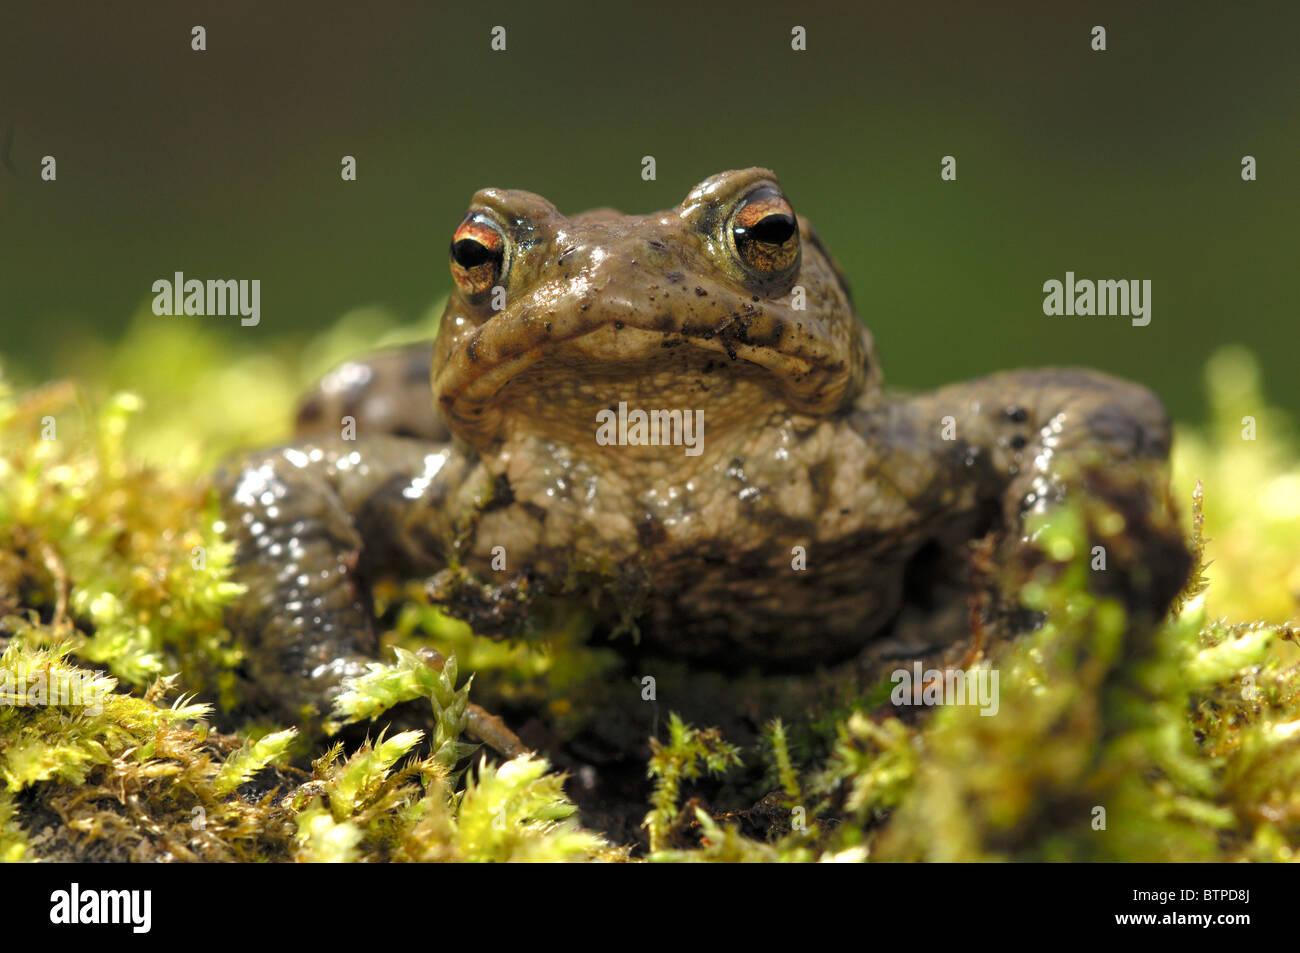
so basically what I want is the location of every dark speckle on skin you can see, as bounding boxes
[484,472,515,510]
[637,513,667,548]
[666,271,685,283]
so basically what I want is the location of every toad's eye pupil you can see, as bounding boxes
[451,238,494,268]
[449,214,507,296]
[731,189,800,276]
[743,213,796,245]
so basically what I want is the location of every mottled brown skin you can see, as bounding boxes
[218,168,1186,723]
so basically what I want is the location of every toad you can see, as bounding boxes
[217,168,1188,724]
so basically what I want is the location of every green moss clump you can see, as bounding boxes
[644,713,742,853]
[0,380,245,707]
[0,339,621,862]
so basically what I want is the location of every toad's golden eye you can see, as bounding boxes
[449,214,506,298]
[730,188,799,276]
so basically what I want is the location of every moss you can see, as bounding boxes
[644,713,743,853]
[1,314,1297,863]
[1172,346,1300,624]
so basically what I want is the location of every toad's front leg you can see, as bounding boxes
[215,436,485,721]
[910,368,1192,617]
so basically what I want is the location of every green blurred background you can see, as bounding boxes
[1,0,1296,421]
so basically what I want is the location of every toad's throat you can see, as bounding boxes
[434,306,855,442]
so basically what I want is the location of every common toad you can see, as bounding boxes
[217,168,1187,723]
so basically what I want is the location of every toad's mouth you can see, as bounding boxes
[433,304,858,442]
